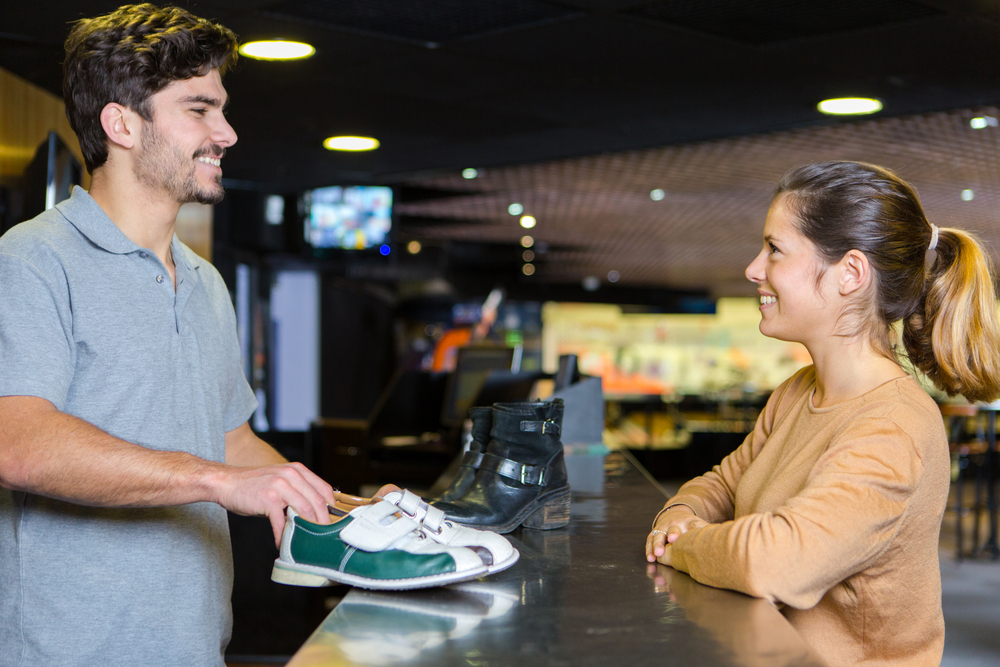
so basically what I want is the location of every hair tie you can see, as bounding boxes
[928,224,939,251]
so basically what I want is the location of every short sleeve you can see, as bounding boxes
[0,251,75,409]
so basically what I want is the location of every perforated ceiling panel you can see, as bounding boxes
[264,0,579,46]
[625,0,942,45]
[399,107,1000,296]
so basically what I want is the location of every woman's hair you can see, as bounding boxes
[63,3,239,173]
[775,161,1000,403]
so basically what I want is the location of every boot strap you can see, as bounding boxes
[481,452,547,486]
[460,450,484,469]
[519,418,561,436]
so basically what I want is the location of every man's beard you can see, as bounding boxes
[134,121,226,205]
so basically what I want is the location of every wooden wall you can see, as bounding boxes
[0,66,88,187]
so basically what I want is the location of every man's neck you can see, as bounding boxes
[88,168,180,266]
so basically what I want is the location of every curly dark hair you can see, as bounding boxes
[63,3,238,173]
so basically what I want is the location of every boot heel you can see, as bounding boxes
[522,488,571,530]
[271,562,333,587]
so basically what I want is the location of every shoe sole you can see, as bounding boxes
[271,559,489,591]
[486,547,520,574]
[452,486,572,535]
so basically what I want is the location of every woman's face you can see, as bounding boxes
[745,198,836,345]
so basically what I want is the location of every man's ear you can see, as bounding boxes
[838,249,870,296]
[99,103,138,150]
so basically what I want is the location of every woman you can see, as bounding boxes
[645,161,1000,666]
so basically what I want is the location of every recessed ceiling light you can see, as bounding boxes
[522,263,535,276]
[817,98,883,115]
[582,276,600,291]
[608,270,620,283]
[961,189,974,201]
[970,116,998,129]
[508,203,524,215]
[239,40,315,61]
[523,250,535,262]
[520,215,536,229]
[462,168,479,179]
[323,136,380,151]
[407,240,422,254]
[520,235,534,248]
[650,189,665,201]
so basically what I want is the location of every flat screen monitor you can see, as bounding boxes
[440,346,517,427]
[19,132,82,224]
[302,185,392,250]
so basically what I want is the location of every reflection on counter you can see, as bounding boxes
[647,565,827,667]
[286,529,572,667]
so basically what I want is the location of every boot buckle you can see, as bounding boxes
[521,465,545,485]
[541,419,560,436]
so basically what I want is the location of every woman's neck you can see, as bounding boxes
[807,336,907,408]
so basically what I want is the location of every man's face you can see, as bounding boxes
[133,69,237,205]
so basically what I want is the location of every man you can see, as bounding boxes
[0,5,341,665]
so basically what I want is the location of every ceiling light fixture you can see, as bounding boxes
[970,116,998,129]
[508,203,524,215]
[407,240,422,254]
[650,189,665,201]
[961,189,974,201]
[239,40,315,61]
[522,263,535,276]
[323,136,380,151]
[608,270,620,283]
[520,235,534,248]
[817,98,882,115]
[523,250,535,262]
[462,168,479,179]
[520,215,536,229]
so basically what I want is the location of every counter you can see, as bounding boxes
[285,448,826,667]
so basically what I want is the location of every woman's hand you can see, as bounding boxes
[645,506,709,564]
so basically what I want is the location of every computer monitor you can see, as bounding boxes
[301,185,392,250]
[440,346,517,427]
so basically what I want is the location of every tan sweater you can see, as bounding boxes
[668,367,949,666]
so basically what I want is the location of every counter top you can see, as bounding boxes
[286,449,826,667]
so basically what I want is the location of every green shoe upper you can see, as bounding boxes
[286,511,462,580]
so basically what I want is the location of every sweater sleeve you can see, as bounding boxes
[662,372,802,522]
[669,415,924,610]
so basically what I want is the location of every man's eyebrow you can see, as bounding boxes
[179,94,229,110]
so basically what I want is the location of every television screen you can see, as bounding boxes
[303,185,392,250]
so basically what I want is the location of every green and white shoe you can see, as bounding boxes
[271,500,488,591]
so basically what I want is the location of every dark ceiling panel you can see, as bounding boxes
[625,0,944,45]
[262,0,582,47]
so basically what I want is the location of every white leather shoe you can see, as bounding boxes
[382,490,520,574]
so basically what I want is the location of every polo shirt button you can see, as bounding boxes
[139,251,147,258]
[156,275,164,283]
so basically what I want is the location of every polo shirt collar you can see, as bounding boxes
[58,186,204,271]
[58,186,140,255]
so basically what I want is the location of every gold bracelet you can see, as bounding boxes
[651,503,696,529]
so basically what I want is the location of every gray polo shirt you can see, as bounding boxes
[0,187,257,667]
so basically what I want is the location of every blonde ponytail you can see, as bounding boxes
[903,228,1000,403]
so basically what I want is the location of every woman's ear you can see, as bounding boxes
[99,103,137,150]
[838,249,870,296]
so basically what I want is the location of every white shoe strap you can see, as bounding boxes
[340,500,421,551]
[395,489,447,534]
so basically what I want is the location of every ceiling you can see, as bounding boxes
[3,1,1000,299]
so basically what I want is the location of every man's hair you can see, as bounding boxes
[63,3,238,173]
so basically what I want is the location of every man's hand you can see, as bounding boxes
[645,505,709,565]
[209,461,336,548]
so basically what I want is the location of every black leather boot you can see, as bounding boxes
[431,399,570,534]
[436,406,492,502]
